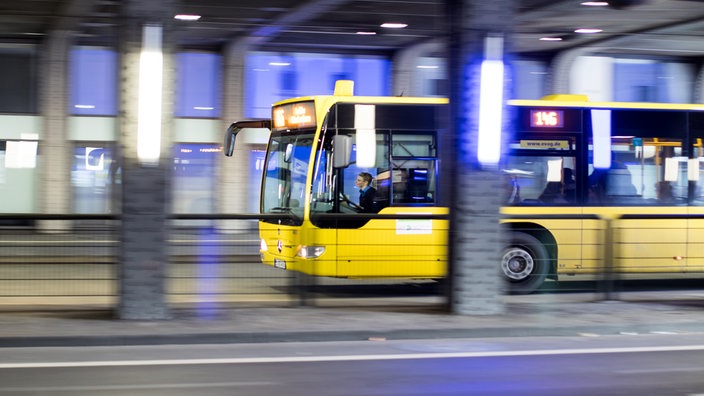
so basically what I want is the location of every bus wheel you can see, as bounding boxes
[501,232,549,294]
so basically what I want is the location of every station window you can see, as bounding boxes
[248,149,266,213]
[175,53,222,118]
[71,144,116,213]
[69,47,118,116]
[613,60,694,103]
[172,143,219,216]
[0,140,39,215]
[0,48,38,114]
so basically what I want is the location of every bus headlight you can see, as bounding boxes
[296,245,325,259]
[260,238,268,252]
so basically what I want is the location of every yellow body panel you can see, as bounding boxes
[335,207,448,278]
[686,207,704,271]
[260,207,449,278]
[259,221,338,276]
[499,206,695,276]
[261,203,703,278]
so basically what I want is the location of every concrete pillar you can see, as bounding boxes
[116,0,175,319]
[548,46,594,96]
[392,39,443,96]
[218,39,254,233]
[693,65,704,104]
[38,30,71,231]
[445,0,515,315]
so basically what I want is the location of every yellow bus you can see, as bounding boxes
[225,81,704,293]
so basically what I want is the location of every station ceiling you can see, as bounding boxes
[1,0,704,59]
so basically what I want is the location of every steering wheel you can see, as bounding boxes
[339,193,363,212]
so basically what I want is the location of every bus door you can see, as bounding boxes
[503,133,584,275]
[311,130,447,278]
[310,103,447,278]
[333,145,447,278]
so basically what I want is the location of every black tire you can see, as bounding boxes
[501,232,549,294]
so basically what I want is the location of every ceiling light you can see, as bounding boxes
[417,65,439,69]
[380,23,407,29]
[356,31,377,35]
[269,62,291,66]
[581,1,609,5]
[539,37,563,41]
[575,28,603,34]
[174,14,201,21]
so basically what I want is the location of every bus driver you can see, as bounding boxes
[355,172,377,213]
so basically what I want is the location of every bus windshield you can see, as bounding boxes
[261,131,314,224]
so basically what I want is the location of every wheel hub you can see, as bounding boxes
[502,248,534,280]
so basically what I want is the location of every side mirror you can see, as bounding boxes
[223,119,272,157]
[224,123,238,157]
[333,135,352,168]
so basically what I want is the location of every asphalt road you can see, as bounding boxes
[1,334,703,395]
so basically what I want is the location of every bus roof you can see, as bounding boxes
[275,95,704,111]
[509,98,704,111]
[274,94,448,106]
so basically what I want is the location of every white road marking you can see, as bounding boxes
[2,344,704,369]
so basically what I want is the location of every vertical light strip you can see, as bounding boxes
[591,109,611,169]
[477,35,504,166]
[137,24,163,166]
[688,158,700,181]
[664,157,678,182]
[354,104,376,168]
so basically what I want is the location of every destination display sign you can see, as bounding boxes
[272,101,317,132]
[517,107,582,133]
[530,110,564,128]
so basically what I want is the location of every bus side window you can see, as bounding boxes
[373,169,391,211]
[391,169,407,204]
[405,168,430,203]
[390,167,435,204]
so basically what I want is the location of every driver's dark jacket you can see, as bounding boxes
[359,187,377,213]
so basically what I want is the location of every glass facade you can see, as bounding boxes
[248,149,266,213]
[0,139,39,214]
[613,59,695,103]
[69,47,118,115]
[175,53,222,118]
[71,144,116,213]
[172,143,220,214]
[244,52,390,118]
[0,48,38,114]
